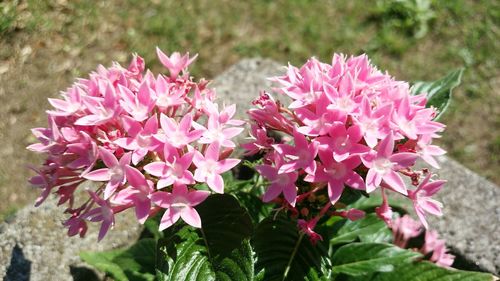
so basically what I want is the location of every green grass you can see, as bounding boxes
[0,0,498,218]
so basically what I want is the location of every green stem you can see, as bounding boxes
[282,232,305,281]
[200,227,212,260]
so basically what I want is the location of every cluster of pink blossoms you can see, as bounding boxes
[245,54,447,241]
[28,48,243,241]
[392,215,455,267]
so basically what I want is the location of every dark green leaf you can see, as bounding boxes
[329,214,391,246]
[80,238,156,281]
[411,68,464,120]
[156,194,254,281]
[332,243,421,276]
[371,261,495,281]
[253,214,332,281]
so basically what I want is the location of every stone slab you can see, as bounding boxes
[0,192,142,281]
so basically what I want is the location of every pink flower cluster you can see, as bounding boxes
[392,215,455,267]
[245,54,447,240]
[28,48,242,241]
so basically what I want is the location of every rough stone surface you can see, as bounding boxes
[0,58,498,279]
[0,194,142,281]
[429,156,500,274]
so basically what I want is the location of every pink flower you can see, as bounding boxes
[193,142,240,193]
[255,164,298,206]
[274,130,318,174]
[305,150,365,204]
[156,47,197,79]
[353,97,392,148]
[63,216,88,238]
[83,148,132,199]
[75,82,120,126]
[423,230,455,267]
[317,123,370,162]
[46,86,84,117]
[111,166,154,224]
[81,191,116,242]
[298,219,323,245]
[115,115,160,165]
[143,145,195,189]
[408,173,445,228]
[392,215,422,248]
[362,133,418,194]
[416,135,446,169]
[150,185,209,230]
[241,124,274,155]
[28,49,244,239]
[118,82,155,122]
[196,114,244,148]
[155,113,203,148]
[154,75,186,108]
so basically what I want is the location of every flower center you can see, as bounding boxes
[109,166,124,182]
[372,158,393,174]
[334,136,351,152]
[136,134,151,148]
[325,162,347,180]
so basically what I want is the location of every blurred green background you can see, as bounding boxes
[0,0,498,220]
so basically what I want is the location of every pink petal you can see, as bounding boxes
[135,199,151,224]
[377,133,394,158]
[151,191,174,208]
[365,168,381,193]
[255,165,277,181]
[159,208,181,231]
[75,115,102,126]
[422,180,446,196]
[143,114,159,135]
[98,220,112,242]
[282,184,297,207]
[390,152,418,168]
[179,113,193,132]
[144,162,168,177]
[328,180,344,204]
[216,159,240,174]
[383,170,407,195]
[115,138,138,150]
[207,174,224,193]
[181,206,202,228]
[345,171,365,190]
[119,152,132,166]
[262,184,282,203]
[222,127,244,139]
[125,166,148,188]
[104,181,120,200]
[83,168,110,181]
[99,148,119,168]
[205,142,220,161]
[419,199,443,216]
[186,190,210,206]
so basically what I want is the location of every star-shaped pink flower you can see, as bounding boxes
[151,185,209,230]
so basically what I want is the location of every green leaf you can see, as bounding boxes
[155,194,254,281]
[371,261,495,281]
[80,238,156,281]
[332,243,421,276]
[329,214,391,246]
[411,68,464,120]
[253,214,332,281]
